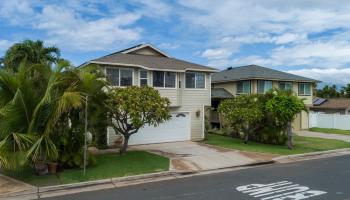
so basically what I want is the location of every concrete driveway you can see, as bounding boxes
[131,141,274,172]
[295,130,350,142]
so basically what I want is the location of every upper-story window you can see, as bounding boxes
[140,69,148,86]
[299,82,311,96]
[185,72,205,89]
[257,80,272,94]
[153,71,176,88]
[279,81,293,91]
[106,67,133,86]
[237,80,251,94]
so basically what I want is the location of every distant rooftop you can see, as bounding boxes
[212,65,319,83]
[311,98,350,109]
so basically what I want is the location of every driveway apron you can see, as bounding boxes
[131,141,274,172]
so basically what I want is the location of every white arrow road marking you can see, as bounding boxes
[236,181,327,200]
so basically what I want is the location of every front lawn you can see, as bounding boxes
[309,127,350,136]
[204,133,350,155]
[9,151,169,187]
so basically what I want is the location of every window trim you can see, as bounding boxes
[152,70,177,89]
[257,80,273,94]
[278,81,293,91]
[139,69,148,87]
[236,80,251,94]
[105,66,134,87]
[298,82,311,96]
[184,72,206,90]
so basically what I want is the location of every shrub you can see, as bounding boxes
[218,89,305,146]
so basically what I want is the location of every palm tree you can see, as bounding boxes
[0,61,107,170]
[2,40,60,71]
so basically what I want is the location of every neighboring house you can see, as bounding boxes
[211,65,319,130]
[310,97,350,115]
[83,44,218,145]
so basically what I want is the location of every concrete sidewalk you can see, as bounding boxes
[295,130,350,142]
[0,174,35,196]
[131,141,277,172]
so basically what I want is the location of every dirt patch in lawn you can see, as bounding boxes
[239,151,279,161]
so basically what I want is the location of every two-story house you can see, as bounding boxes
[83,44,218,145]
[211,65,319,130]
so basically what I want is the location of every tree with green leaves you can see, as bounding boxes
[316,85,341,98]
[106,86,171,154]
[218,94,264,143]
[0,60,106,171]
[265,89,305,149]
[2,40,60,71]
[341,84,350,98]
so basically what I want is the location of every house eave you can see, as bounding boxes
[88,61,219,73]
[212,77,319,84]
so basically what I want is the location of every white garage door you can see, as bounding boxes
[128,112,191,145]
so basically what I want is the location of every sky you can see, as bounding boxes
[1,0,350,86]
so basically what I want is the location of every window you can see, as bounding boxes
[106,68,119,86]
[257,80,272,94]
[185,72,205,89]
[106,67,133,86]
[299,83,311,96]
[279,82,293,91]
[237,80,251,94]
[140,69,148,86]
[120,69,133,86]
[152,71,176,88]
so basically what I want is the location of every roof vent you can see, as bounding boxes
[227,66,233,70]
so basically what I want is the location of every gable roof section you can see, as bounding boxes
[212,65,319,83]
[86,44,218,72]
[104,44,170,58]
[211,88,233,99]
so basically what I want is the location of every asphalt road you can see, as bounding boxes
[44,155,350,200]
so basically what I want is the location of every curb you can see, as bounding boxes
[0,159,275,200]
[4,148,349,199]
[273,148,350,163]
[0,171,178,199]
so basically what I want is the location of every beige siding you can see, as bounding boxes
[172,73,211,140]
[251,80,257,93]
[293,82,313,105]
[213,80,313,105]
[158,89,179,106]
[130,47,165,57]
[102,64,212,142]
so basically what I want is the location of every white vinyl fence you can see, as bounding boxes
[309,113,350,130]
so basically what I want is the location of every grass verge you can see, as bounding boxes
[9,151,169,187]
[204,133,350,155]
[309,127,350,136]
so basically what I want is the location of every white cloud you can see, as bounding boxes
[287,68,350,84]
[0,0,34,24]
[158,43,180,50]
[0,40,13,51]
[128,0,172,18]
[35,5,141,51]
[178,0,350,69]
[201,48,232,60]
[201,48,235,66]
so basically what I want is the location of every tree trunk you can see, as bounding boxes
[244,124,249,144]
[119,134,130,155]
[287,121,293,150]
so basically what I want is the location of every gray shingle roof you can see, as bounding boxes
[212,65,319,83]
[89,52,218,72]
[211,88,233,99]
